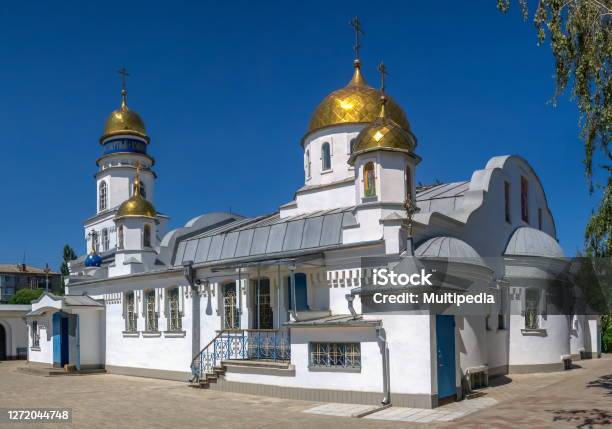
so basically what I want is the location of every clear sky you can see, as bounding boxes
[0,0,600,271]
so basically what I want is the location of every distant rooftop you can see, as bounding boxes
[0,264,59,275]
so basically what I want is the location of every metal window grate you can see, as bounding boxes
[309,342,361,368]
[126,293,137,332]
[146,291,158,332]
[169,288,182,331]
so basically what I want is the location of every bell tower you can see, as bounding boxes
[83,69,166,257]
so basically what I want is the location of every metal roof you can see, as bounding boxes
[504,227,564,258]
[174,207,357,266]
[416,181,469,215]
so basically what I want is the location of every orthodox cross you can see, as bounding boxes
[403,197,420,238]
[349,17,364,61]
[118,67,130,108]
[117,67,130,91]
[378,61,388,93]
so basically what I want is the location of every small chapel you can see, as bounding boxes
[25,21,602,408]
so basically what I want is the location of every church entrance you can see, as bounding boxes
[53,312,76,368]
[0,324,6,360]
[254,278,273,329]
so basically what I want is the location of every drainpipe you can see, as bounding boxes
[345,287,361,319]
[376,327,391,405]
[345,288,389,405]
[183,261,200,360]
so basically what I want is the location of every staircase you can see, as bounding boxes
[190,329,290,388]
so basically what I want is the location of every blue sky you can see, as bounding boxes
[0,0,600,270]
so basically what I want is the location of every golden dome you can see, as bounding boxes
[116,167,157,220]
[101,90,149,142]
[349,97,416,164]
[308,61,410,133]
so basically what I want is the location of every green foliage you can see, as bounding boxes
[498,1,611,351]
[60,244,78,282]
[585,177,612,257]
[8,288,44,304]
[603,314,612,352]
[497,1,610,189]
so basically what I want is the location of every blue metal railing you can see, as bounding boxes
[190,329,291,382]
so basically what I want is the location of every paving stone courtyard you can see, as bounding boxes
[0,355,610,428]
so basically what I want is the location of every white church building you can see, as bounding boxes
[25,35,602,408]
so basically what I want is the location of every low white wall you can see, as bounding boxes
[509,314,570,365]
[223,326,384,394]
[104,291,192,373]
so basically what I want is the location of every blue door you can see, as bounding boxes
[287,273,308,311]
[436,315,456,400]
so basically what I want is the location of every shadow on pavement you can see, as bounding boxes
[547,409,612,429]
[586,374,612,396]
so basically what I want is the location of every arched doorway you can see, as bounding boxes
[0,323,6,360]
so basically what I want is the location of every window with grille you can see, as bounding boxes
[309,342,361,369]
[125,292,137,332]
[145,290,158,332]
[168,288,182,331]
[31,321,40,347]
[223,283,239,329]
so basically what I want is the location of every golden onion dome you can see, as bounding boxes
[308,61,410,133]
[349,97,416,164]
[101,89,149,142]
[115,167,157,220]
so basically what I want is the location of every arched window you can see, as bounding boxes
[102,228,109,252]
[305,150,311,179]
[99,181,107,211]
[363,162,376,197]
[321,142,331,171]
[117,226,124,249]
[139,182,146,199]
[349,138,357,154]
[143,224,151,248]
[405,167,413,201]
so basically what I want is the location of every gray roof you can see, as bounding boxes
[504,227,564,259]
[416,181,469,215]
[31,293,104,307]
[174,207,357,266]
[415,236,487,267]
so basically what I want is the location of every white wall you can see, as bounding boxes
[0,313,28,358]
[27,314,53,364]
